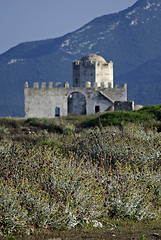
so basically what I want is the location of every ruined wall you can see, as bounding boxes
[114,101,134,111]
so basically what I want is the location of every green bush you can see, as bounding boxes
[138,105,161,120]
[82,111,154,128]
[0,117,23,129]
[25,118,49,128]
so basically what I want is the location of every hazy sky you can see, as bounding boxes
[0,0,137,54]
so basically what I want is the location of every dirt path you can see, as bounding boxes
[3,219,160,240]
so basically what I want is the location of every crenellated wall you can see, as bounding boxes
[24,54,129,118]
[25,81,127,118]
[25,82,69,118]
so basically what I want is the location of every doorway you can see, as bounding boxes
[68,92,86,115]
[95,105,100,113]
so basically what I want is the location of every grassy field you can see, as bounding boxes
[0,106,161,239]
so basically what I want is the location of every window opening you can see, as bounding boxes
[95,106,100,113]
[55,107,60,117]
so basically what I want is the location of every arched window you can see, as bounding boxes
[55,107,60,117]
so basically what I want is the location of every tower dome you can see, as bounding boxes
[81,54,107,64]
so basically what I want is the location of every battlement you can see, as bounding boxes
[25,54,129,119]
[25,81,70,89]
[115,83,127,89]
[73,60,113,67]
[73,60,95,67]
[25,82,126,91]
[92,82,126,89]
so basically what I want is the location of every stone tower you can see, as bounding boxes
[25,54,129,119]
[73,54,113,88]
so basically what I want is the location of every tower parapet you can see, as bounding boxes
[33,82,39,89]
[123,83,127,90]
[86,82,91,88]
[64,82,69,88]
[55,82,61,87]
[25,82,28,88]
[73,61,80,66]
[41,82,46,89]
[93,82,98,88]
[49,82,53,88]
[101,82,105,89]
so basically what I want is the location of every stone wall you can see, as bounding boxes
[25,85,68,118]
[103,84,127,102]
[24,54,129,118]
[73,61,113,88]
[25,82,127,118]
[114,101,134,111]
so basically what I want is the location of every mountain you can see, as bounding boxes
[0,0,161,116]
[119,55,161,105]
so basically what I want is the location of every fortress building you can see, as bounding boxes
[25,54,130,118]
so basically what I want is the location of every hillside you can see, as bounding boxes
[0,0,161,116]
[118,55,161,105]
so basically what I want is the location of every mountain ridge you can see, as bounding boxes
[0,0,161,116]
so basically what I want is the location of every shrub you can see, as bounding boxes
[138,105,161,121]
[0,118,23,129]
[0,120,160,235]
[82,105,161,128]
[82,111,155,128]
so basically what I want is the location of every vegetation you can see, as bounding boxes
[83,104,161,128]
[0,106,161,239]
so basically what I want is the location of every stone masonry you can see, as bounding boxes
[25,54,129,118]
